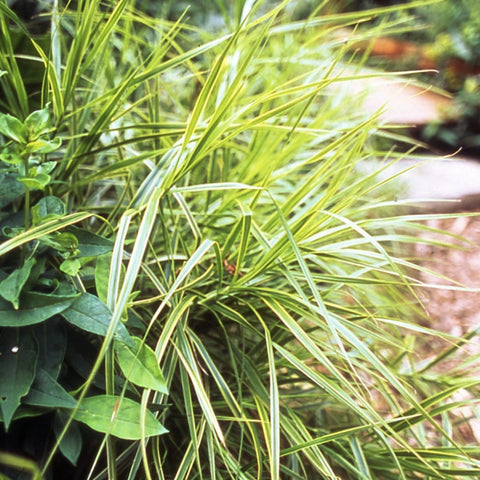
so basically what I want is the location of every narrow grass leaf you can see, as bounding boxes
[265,329,280,480]
[147,239,215,333]
[0,212,91,258]
[175,329,226,446]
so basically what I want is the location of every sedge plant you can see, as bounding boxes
[0,0,479,479]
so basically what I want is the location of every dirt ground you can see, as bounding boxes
[413,213,480,443]
[414,214,480,337]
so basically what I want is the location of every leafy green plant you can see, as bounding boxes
[1,0,480,479]
[0,102,168,469]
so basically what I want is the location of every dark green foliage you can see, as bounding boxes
[0,99,166,475]
[0,328,37,429]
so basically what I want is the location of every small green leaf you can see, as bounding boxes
[17,172,51,190]
[26,137,62,155]
[60,258,82,276]
[54,411,82,466]
[0,328,38,430]
[73,395,168,440]
[115,337,168,394]
[0,113,27,143]
[31,196,66,225]
[0,291,79,327]
[61,292,133,346]
[0,257,36,309]
[23,368,77,409]
[1,226,25,238]
[39,232,78,254]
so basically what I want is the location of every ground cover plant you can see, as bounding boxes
[1,0,480,478]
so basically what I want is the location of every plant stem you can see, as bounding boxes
[23,155,30,230]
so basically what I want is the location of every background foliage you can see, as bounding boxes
[338,0,480,154]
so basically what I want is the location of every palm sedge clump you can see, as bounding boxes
[0,0,479,479]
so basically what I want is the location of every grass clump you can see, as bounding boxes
[0,0,479,479]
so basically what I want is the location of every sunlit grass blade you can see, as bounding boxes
[0,212,91,257]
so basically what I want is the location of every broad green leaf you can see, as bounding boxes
[61,292,133,346]
[24,105,51,139]
[73,395,168,440]
[36,161,56,175]
[23,368,77,408]
[115,337,168,393]
[68,226,113,257]
[0,145,23,165]
[125,309,145,331]
[0,328,38,429]
[33,320,67,379]
[31,196,66,225]
[52,281,78,297]
[54,411,82,466]
[64,330,107,389]
[0,173,24,209]
[0,113,27,143]
[0,404,45,423]
[0,291,79,327]
[0,257,36,309]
